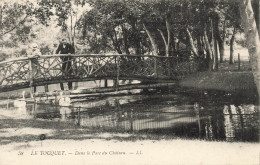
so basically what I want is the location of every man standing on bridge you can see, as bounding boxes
[56,38,75,90]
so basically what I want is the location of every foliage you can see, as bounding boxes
[0,0,248,68]
[0,2,35,47]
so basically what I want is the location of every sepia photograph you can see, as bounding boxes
[0,0,259,164]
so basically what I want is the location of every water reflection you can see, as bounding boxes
[223,104,259,142]
[60,107,72,121]
[2,91,259,142]
[223,105,236,141]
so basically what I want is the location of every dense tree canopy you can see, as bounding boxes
[0,0,249,66]
[1,0,260,103]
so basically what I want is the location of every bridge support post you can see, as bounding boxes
[167,58,171,77]
[104,79,108,88]
[153,57,157,77]
[153,56,157,77]
[29,59,34,98]
[74,82,79,90]
[116,56,120,91]
[44,85,49,92]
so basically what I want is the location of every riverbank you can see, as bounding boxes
[179,60,257,98]
[0,114,259,165]
[179,71,256,92]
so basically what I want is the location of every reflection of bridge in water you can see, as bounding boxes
[0,54,199,93]
[20,99,258,142]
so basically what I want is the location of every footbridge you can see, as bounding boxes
[0,54,199,93]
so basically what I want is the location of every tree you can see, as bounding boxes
[229,27,236,64]
[239,0,260,104]
[78,1,151,55]
[36,0,90,47]
[0,1,36,48]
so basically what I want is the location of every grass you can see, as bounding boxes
[179,61,256,94]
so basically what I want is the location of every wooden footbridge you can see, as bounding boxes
[0,54,199,94]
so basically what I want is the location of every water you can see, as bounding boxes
[2,88,259,142]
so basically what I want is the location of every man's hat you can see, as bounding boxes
[61,38,68,43]
[31,43,38,49]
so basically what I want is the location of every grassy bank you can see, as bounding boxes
[179,60,257,97]
[179,71,256,92]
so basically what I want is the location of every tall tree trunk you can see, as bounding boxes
[134,32,141,55]
[121,25,130,54]
[253,0,260,34]
[158,29,169,57]
[129,16,141,55]
[214,37,219,70]
[213,18,219,71]
[82,18,87,39]
[203,26,212,70]
[109,31,122,54]
[166,18,171,57]
[210,18,217,71]
[135,34,141,55]
[219,39,225,63]
[157,18,171,57]
[73,14,77,46]
[143,23,158,56]
[0,5,3,48]
[239,0,260,104]
[197,35,204,57]
[186,27,199,57]
[229,27,236,64]
[215,18,226,63]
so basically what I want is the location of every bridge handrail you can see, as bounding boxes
[0,54,177,65]
[0,53,199,93]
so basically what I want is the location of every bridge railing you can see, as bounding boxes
[0,54,200,92]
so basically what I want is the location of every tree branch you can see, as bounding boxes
[0,14,28,38]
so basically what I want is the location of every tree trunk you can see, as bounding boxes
[219,39,225,63]
[121,25,130,54]
[229,27,236,64]
[110,31,122,54]
[0,6,3,47]
[166,18,171,57]
[210,18,217,71]
[197,35,204,58]
[214,37,219,70]
[252,0,260,34]
[215,16,225,63]
[203,27,212,70]
[143,23,158,56]
[186,27,199,57]
[157,18,171,57]
[158,29,169,57]
[239,0,260,104]
[213,18,219,71]
[129,16,141,55]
